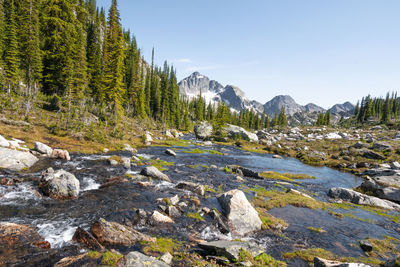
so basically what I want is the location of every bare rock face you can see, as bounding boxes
[39,167,80,199]
[0,147,38,171]
[140,166,170,182]
[90,218,155,247]
[217,189,262,236]
[0,222,55,266]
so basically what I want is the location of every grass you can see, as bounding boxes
[259,171,315,182]
[180,148,223,155]
[238,249,287,267]
[187,211,205,221]
[366,236,400,259]
[100,251,123,266]
[258,210,289,231]
[187,164,209,169]
[141,237,181,255]
[87,250,102,259]
[307,226,326,233]
[283,248,382,265]
[146,159,174,171]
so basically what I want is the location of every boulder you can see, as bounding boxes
[390,161,400,169]
[372,142,392,151]
[121,157,131,169]
[224,124,258,142]
[149,211,174,225]
[72,227,104,250]
[0,147,38,171]
[359,240,373,252]
[160,252,173,265]
[373,175,400,188]
[194,121,213,140]
[34,142,53,156]
[90,218,155,247]
[328,187,400,211]
[0,222,54,266]
[0,134,9,147]
[140,166,170,182]
[51,149,71,161]
[217,189,262,235]
[118,251,170,267]
[198,240,264,261]
[394,131,400,140]
[359,149,385,160]
[39,167,80,199]
[225,165,261,179]
[143,133,153,144]
[166,206,181,218]
[352,142,369,149]
[272,154,282,159]
[176,181,205,196]
[165,149,176,157]
[314,257,370,267]
[123,144,136,153]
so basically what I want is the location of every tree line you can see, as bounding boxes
[354,92,400,124]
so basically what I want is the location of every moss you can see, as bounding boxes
[206,149,223,155]
[142,237,181,255]
[187,212,204,221]
[222,167,233,173]
[238,249,287,267]
[259,171,315,182]
[87,250,102,259]
[366,236,400,259]
[101,251,123,266]
[204,185,216,193]
[181,148,204,154]
[257,209,288,231]
[146,159,174,171]
[307,226,325,233]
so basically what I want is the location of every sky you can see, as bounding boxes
[97,0,400,108]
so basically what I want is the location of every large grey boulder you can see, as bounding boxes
[0,135,9,147]
[373,175,400,188]
[194,121,213,140]
[224,124,258,142]
[359,149,385,160]
[0,147,38,171]
[39,167,80,199]
[118,251,170,267]
[198,240,264,261]
[217,189,262,235]
[34,142,53,156]
[140,166,170,182]
[314,257,370,267]
[328,187,400,211]
[361,178,400,203]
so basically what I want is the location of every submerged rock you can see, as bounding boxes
[217,189,262,235]
[140,166,170,182]
[118,251,170,267]
[328,187,400,211]
[90,218,155,247]
[0,147,38,171]
[194,121,213,140]
[176,181,205,196]
[39,167,80,199]
[314,257,370,267]
[198,240,264,261]
[165,149,176,157]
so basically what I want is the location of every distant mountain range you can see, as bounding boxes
[178,72,355,125]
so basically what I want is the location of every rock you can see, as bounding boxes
[90,218,155,247]
[51,149,71,161]
[390,162,400,169]
[352,142,369,149]
[166,206,181,217]
[394,132,400,140]
[100,177,128,189]
[118,251,170,267]
[109,159,118,166]
[210,165,218,169]
[165,149,176,157]
[34,142,53,156]
[314,257,370,267]
[176,181,205,196]
[103,148,109,153]
[39,168,80,199]
[149,211,174,225]
[54,253,92,267]
[362,168,396,177]
[144,133,153,144]
[160,252,173,264]
[224,124,259,142]
[225,165,261,179]
[203,141,213,146]
[170,195,180,206]
[123,143,136,153]
[272,154,282,159]
[194,121,213,140]
[165,130,174,138]
[210,210,230,234]
[359,240,373,252]
[217,189,262,235]
[372,142,392,151]
[121,157,131,169]
[198,240,264,261]
[0,222,54,266]
[140,166,170,182]
[328,187,400,211]
[72,227,104,250]
[359,149,385,160]
[376,187,400,203]
[0,147,39,171]
[287,188,314,199]
[0,134,9,147]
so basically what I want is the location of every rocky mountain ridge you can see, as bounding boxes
[178,72,355,124]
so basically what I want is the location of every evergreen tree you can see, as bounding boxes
[278,106,287,127]
[102,0,126,118]
[4,0,19,93]
[381,93,390,123]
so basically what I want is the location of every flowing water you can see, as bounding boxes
[0,139,399,266]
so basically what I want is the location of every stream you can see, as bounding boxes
[0,137,399,266]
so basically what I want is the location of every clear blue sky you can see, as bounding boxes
[97,0,400,108]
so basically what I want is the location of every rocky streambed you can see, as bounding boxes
[0,135,399,266]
